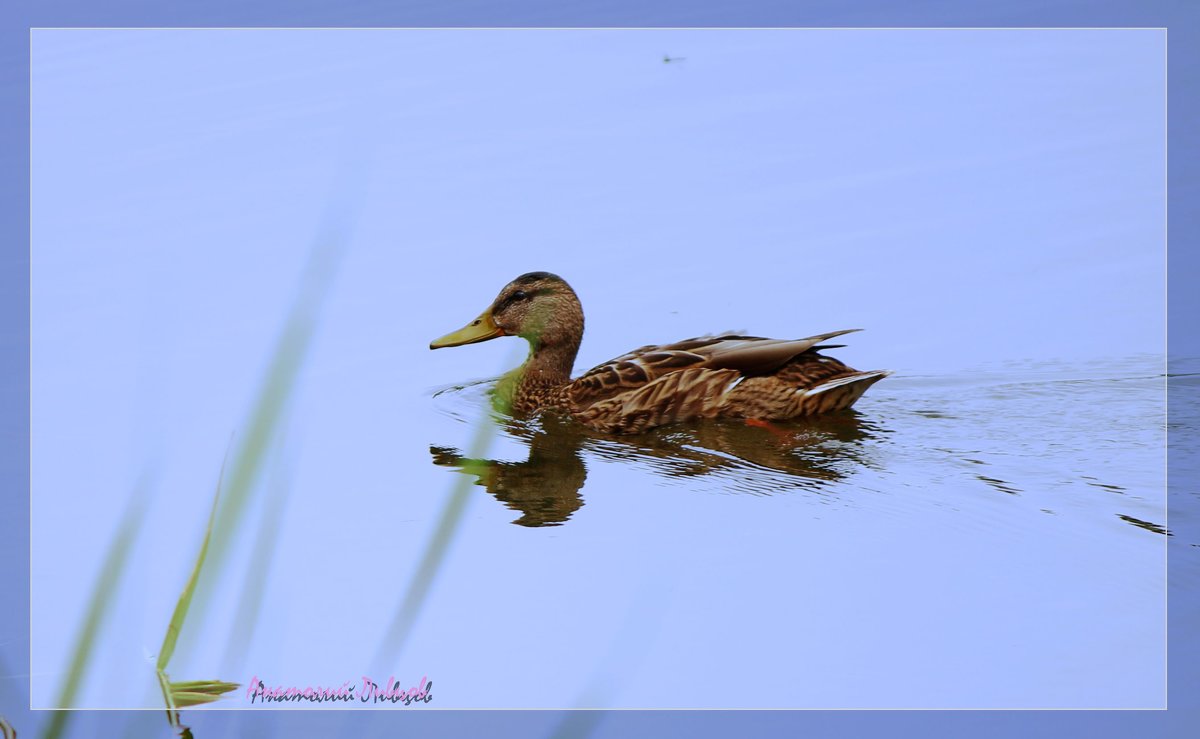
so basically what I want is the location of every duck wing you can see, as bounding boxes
[572,366,743,434]
[568,329,861,409]
[681,330,862,374]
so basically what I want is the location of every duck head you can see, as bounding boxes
[429,271,584,353]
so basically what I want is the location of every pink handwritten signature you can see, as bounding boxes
[246,675,433,705]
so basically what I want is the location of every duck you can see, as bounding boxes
[429,271,890,434]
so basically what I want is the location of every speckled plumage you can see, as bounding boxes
[431,272,890,434]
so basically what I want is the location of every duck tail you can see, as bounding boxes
[794,370,892,415]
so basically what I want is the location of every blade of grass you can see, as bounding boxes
[154,666,176,727]
[167,680,239,692]
[42,486,145,739]
[156,450,247,730]
[546,582,665,739]
[158,182,361,725]
[156,452,227,673]
[371,343,524,672]
[369,461,479,668]
[170,686,238,708]
[205,234,339,578]
[547,711,606,739]
[220,427,293,676]
[175,220,348,664]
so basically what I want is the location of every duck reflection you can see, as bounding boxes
[431,410,882,527]
[431,413,589,527]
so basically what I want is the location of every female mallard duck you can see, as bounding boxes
[430,272,890,434]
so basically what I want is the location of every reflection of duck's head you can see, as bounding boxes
[431,413,588,527]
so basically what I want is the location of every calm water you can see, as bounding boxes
[401,351,1170,708]
[28,29,1171,713]
[30,321,1172,710]
[431,357,1168,532]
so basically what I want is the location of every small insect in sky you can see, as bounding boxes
[663,54,687,64]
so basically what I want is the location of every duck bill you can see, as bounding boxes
[430,311,506,349]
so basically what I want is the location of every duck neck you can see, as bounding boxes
[495,336,580,415]
[519,336,579,388]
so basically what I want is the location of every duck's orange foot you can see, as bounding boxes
[745,417,791,440]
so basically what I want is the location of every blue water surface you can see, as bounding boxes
[21,26,1174,721]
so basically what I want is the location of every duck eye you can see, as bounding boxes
[512,290,528,301]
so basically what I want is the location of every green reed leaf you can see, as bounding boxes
[167,680,239,693]
[168,679,239,708]
[156,453,227,673]
[42,487,144,739]
[372,342,525,670]
[174,224,347,665]
[220,434,293,675]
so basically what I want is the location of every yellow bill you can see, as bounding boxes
[429,310,505,349]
